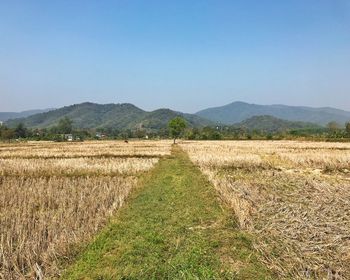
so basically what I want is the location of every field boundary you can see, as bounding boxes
[62,145,272,279]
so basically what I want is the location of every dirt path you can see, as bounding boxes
[62,145,272,279]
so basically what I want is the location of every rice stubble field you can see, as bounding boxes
[181,140,350,279]
[1,139,350,279]
[0,140,171,279]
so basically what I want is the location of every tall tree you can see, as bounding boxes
[168,117,187,144]
[57,117,73,134]
[15,123,27,138]
[1,128,15,140]
[346,122,350,137]
[327,121,339,132]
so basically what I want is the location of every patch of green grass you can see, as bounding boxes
[62,145,273,279]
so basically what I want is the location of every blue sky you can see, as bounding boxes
[0,0,349,112]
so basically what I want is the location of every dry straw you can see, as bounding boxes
[0,140,171,279]
[181,140,350,279]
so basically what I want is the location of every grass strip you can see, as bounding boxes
[62,145,273,279]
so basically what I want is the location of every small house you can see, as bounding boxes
[96,132,107,139]
[64,134,73,141]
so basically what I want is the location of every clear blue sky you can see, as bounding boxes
[1,0,349,112]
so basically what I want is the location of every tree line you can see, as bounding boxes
[1,117,350,142]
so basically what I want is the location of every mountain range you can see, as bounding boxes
[5,102,212,130]
[233,115,322,133]
[196,101,350,126]
[3,101,350,132]
[0,109,54,122]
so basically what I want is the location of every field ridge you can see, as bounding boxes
[62,145,272,279]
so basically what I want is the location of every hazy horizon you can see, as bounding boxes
[1,0,350,112]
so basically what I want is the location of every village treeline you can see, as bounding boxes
[1,116,350,142]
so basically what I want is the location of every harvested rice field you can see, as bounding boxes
[2,139,349,279]
[180,140,350,279]
[0,140,171,279]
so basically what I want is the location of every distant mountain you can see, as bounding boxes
[5,102,213,130]
[0,109,54,122]
[233,115,322,133]
[196,101,350,126]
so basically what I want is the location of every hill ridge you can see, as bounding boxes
[0,108,54,122]
[233,115,321,133]
[5,102,213,130]
[196,101,350,126]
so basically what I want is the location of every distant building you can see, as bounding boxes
[64,134,73,141]
[0,121,3,126]
[95,132,107,139]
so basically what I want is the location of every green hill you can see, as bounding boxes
[233,115,322,133]
[196,101,350,126]
[0,109,54,121]
[5,102,213,130]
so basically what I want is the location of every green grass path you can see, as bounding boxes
[63,145,272,279]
